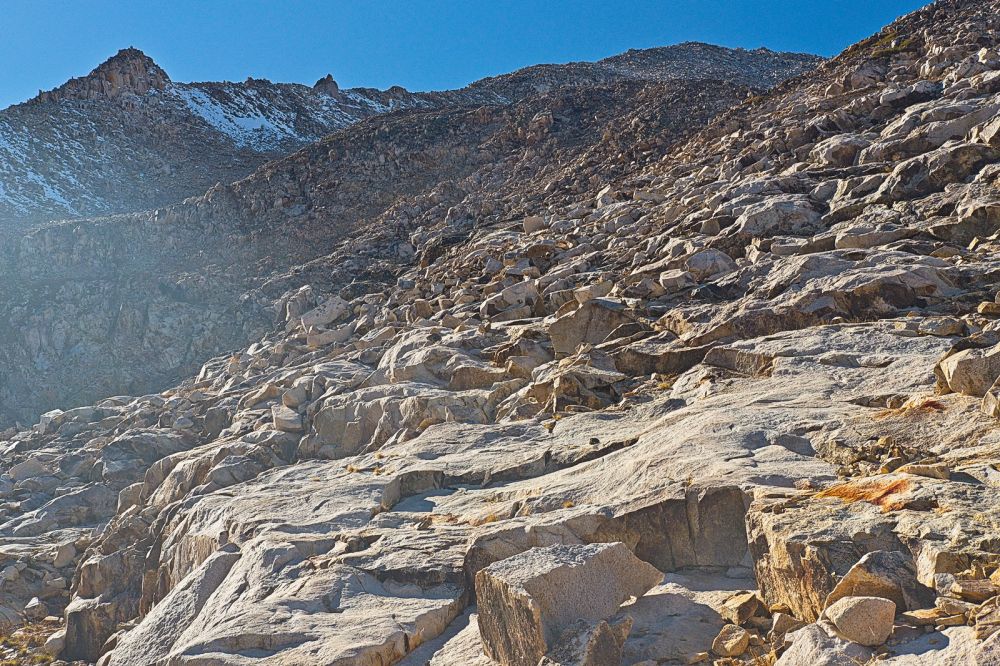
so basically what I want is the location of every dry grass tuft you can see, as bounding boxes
[816,477,912,512]
[874,396,945,420]
[0,621,58,665]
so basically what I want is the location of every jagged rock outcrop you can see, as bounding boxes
[5,1,1000,664]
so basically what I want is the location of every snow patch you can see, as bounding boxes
[172,85,306,150]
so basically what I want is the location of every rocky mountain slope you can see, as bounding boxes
[5,0,1000,664]
[0,48,817,428]
[0,44,819,230]
[469,41,820,98]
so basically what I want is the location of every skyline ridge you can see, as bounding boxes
[0,0,927,109]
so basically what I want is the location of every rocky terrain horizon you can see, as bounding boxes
[1,1,1000,664]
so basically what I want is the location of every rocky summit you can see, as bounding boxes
[1,1,1000,664]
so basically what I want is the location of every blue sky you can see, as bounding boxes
[1,0,927,110]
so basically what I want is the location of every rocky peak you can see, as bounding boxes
[32,46,170,103]
[313,73,339,94]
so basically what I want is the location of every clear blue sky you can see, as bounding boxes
[1,0,927,110]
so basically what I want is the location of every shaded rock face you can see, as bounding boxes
[475,542,660,666]
[6,1,1000,665]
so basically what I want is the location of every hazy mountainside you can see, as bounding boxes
[0,48,471,227]
[7,1,1000,664]
[0,47,810,427]
[0,44,820,229]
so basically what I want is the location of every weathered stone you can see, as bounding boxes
[775,624,873,665]
[711,624,750,657]
[548,298,637,358]
[24,597,47,620]
[982,375,1000,418]
[878,143,1000,201]
[900,607,944,626]
[43,628,66,657]
[936,343,1000,396]
[658,269,696,293]
[53,542,76,568]
[896,462,950,479]
[730,195,823,238]
[300,295,350,329]
[810,134,870,168]
[824,550,923,612]
[540,617,632,666]
[951,579,1000,603]
[475,543,662,666]
[770,611,805,639]
[524,216,547,233]
[975,597,1000,640]
[685,249,737,281]
[719,591,761,625]
[824,596,896,646]
[271,404,303,432]
[9,458,49,481]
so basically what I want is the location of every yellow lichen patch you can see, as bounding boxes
[747,647,779,666]
[429,513,459,525]
[470,513,499,526]
[815,477,912,512]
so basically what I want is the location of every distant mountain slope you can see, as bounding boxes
[469,41,822,97]
[0,44,822,426]
[0,48,489,228]
[0,45,820,229]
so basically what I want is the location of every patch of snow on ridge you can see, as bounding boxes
[171,85,303,151]
[341,90,390,114]
[0,123,78,215]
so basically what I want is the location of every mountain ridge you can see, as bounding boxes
[0,43,821,229]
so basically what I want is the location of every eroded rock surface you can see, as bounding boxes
[2,1,1000,665]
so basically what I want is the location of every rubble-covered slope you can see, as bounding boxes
[7,1,1000,664]
[0,73,781,427]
